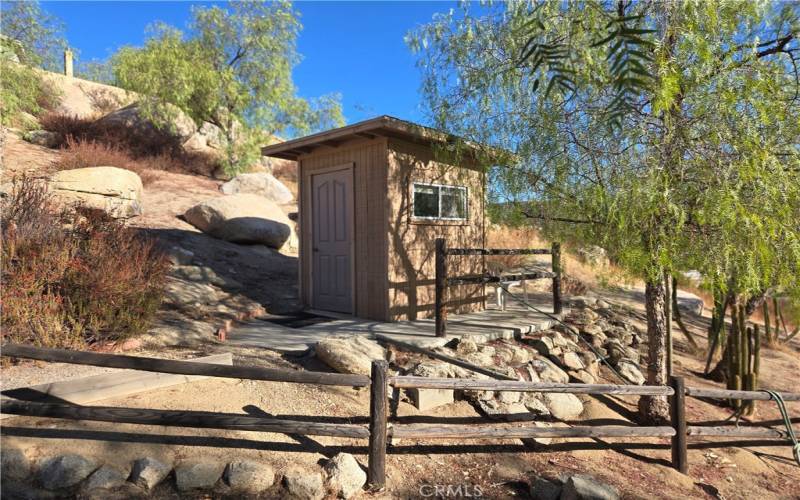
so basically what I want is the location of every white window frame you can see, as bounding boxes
[411,182,469,221]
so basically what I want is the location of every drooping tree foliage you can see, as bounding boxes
[111,0,344,174]
[0,1,68,125]
[0,0,68,70]
[410,0,800,421]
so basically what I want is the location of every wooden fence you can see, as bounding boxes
[434,238,562,338]
[1,345,798,489]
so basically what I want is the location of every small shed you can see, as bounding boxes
[261,116,491,322]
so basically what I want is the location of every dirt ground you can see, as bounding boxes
[3,286,799,499]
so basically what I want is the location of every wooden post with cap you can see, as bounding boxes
[669,375,688,473]
[435,238,448,338]
[551,242,563,315]
[368,360,388,488]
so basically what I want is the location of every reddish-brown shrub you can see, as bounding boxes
[1,177,170,348]
[272,159,298,183]
[39,112,219,177]
[54,137,160,186]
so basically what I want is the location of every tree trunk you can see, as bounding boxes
[638,276,670,424]
[671,276,699,350]
[704,288,729,375]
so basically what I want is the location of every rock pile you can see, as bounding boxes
[1,448,366,499]
[311,299,648,426]
[553,300,646,385]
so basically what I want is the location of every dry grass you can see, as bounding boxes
[271,160,298,198]
[1,177,170,348]
[40,112,219,178]
[54,137,160,186]
[486,224,638,293]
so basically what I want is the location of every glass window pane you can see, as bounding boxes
[413,184,439,217]
[441,187,466,219]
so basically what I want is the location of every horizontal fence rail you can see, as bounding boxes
[1,344,370,388]
[447,271,555,286]
[390,377,674,396]
[3,346,797,488]
[390,424,676,440]
[687,426,796,439]
[0,399,370,438]
[686,387,800,401]
[444,248,552,256]
[434,239,563,337]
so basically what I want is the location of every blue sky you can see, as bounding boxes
[40,1,458,125]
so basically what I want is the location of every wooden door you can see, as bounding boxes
[311,168,354,313]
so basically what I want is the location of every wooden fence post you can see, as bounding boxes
[669,376,688,474]
[368,360,388,489]
[551,242,562,315]
[435,238,447,338]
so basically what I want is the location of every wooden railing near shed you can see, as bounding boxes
[1,346,798,490]
[434,238,562,338]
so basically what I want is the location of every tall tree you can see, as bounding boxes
[0,0,68,70]
[112,0,343,173]
[410,1,800,422]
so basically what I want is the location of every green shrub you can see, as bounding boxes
[1,177,170,348]
[0,61,60,125]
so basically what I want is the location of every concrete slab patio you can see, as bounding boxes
[227,296,563,353]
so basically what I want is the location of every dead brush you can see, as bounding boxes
[39,112,220,178]
[54,137,160,186]
[1,177,170,349]
[486,225,549,274]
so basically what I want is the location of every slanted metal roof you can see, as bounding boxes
[260,115,489,161]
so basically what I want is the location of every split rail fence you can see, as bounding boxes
[434,238,562,338]
[1,344,798,489]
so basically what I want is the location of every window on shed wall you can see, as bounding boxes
[412,183,468,220]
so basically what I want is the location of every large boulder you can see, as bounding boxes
[96,102,196,143]
[1,447,31,480]
[221,172,294,204]
[174,461,224,491]
[38,454,97,490]
[324,453,366,499]
[83,465,128,491]
[183,194,293,249]
[315,336,385,376]
[676,290,705,316]
[130,457,171,490]
[283,467,324,500]
[49,166,143,218]
[577,245,610,267]
[542,393,584,420]
[560,474,619,500]
[224,461,275,494]
[528,358,569,384]
[23,129,61,148]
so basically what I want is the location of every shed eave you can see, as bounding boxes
[260,115,505,162]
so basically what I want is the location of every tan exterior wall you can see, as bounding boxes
[386,138,486,321]
[297,137,390,320]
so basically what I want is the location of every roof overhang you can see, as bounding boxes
[261,115,508,162]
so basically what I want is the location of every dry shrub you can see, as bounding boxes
[486,224,637,291]
[54,137,160,186]
[272,159,298,184]
[271,159,298,198]
[486,225,549,273]
[1,177,170,348]
[39,112,218,177]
